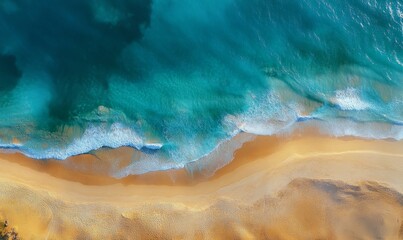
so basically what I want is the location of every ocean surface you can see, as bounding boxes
[0,0,402,175]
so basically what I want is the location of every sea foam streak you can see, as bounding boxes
[22,123,161,159]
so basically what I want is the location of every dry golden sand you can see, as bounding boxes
[0,134,402,239]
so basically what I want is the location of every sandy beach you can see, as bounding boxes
[0,134,402,239]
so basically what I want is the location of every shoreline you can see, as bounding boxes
[1,133,403,198]
[1,131,402,186]
[0,134,402,238]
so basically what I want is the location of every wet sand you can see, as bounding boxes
[0,134,402,239]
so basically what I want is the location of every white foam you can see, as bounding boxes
[25,123,162,159]
[296,118,403,140]
[238,119,296,135]
[114,154,185,177]
[0,142,22,148]
[118,90,300,177]
[331,88,371,110]
[144,143,164,150]
[225,91,299,136]
[185,133,254,178]
[113,131,252,178]
[6,85,403,176]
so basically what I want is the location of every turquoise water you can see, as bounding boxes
[0,0,402,174]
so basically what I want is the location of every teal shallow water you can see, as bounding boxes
[0,0,402,174]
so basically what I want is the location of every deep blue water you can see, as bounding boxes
[0,0,402,174]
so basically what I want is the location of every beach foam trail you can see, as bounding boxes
[0,0,402,175]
